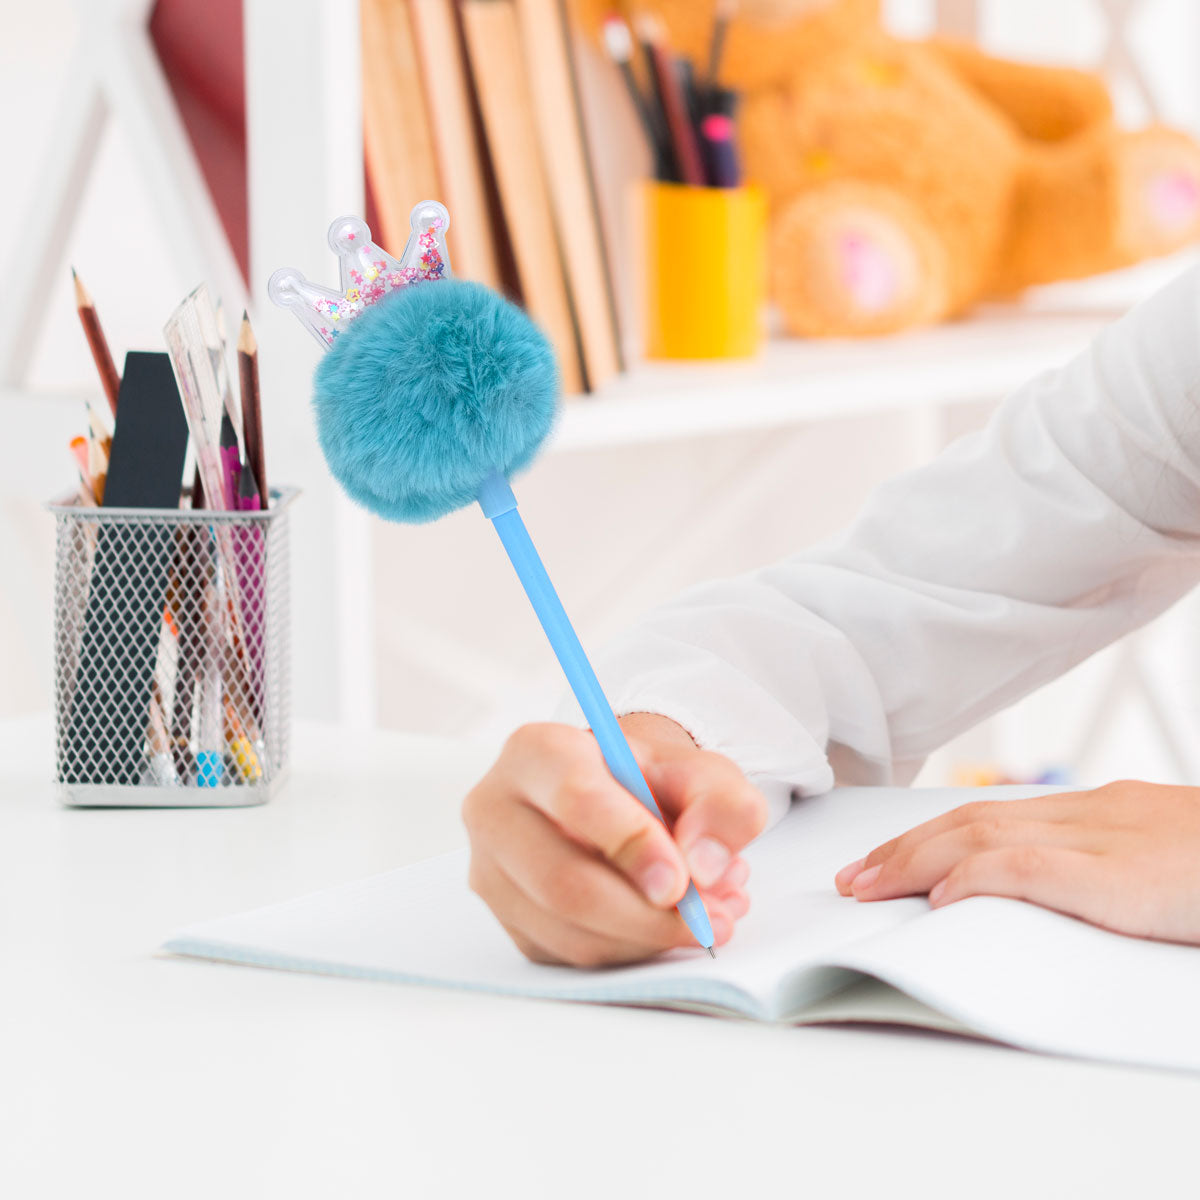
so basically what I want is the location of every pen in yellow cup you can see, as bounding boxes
[642,180,767,359]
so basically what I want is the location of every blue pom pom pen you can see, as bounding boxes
[271,201,716,955]
[477,472,716,955]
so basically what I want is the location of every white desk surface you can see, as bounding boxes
[3,714,1197,1199]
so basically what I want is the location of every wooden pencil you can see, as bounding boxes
[72,268,121,417]
[68,436,97,505]
[87,430,108,506]
[237,312,267,509]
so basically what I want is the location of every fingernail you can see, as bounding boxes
[835,857,867,890]
[723,858,750,889]
[851,864,881,893]
[638,862,679,906]
[685,837,731,888]
[929,879,947,906]
[709,910,735,945]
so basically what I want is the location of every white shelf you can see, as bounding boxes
[20,248,1196,464]
[551,250,1200,452]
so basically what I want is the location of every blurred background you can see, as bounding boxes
[5,0,1200,790]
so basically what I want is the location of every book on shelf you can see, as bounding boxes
[562,9,651,369]
[459,0,585,394]
[363,0,631,394]
[409,0,504,289]
[361,0,443,253]
[514,0,622,390]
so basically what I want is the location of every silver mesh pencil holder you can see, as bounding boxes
[48,488,297,806]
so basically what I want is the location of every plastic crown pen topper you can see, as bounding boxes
[269,201,718,955]
[267,201,450,349]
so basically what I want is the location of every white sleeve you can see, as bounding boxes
[558,265,1200,805]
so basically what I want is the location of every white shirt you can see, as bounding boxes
[561,265,1200,809]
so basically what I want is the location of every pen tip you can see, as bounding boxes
[707,946,716,959]
[70,265,77,279]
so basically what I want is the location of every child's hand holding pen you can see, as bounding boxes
[463,713,766,966]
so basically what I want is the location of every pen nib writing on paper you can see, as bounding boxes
[708,947,717,959]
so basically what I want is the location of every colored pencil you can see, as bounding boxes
[237,313,267,509]
[87,429,108,505]
[68,436,96,505]
[72,268,121,417]
[220,412,241,509]
[237,458,261,511]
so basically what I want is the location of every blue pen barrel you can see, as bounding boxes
[478,476,713,951]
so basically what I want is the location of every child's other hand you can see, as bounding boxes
[463,714,767,967]
[835,781,1200,944]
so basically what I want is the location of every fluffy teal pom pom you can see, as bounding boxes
[312,279,560,523]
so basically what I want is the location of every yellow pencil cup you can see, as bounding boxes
[642,181,767,360]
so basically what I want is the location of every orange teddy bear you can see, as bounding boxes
[581,0,1200,337]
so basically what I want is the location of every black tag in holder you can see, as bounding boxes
[64,352,189,786]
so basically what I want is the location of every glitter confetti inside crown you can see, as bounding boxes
[268,201,451,348]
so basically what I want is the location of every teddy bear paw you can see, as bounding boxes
[1114,127,1200,260]
[771,183,952,337]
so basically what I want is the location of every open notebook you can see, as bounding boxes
[165,785,1200,1073]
